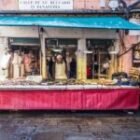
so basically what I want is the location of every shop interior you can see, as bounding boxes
[86,39,114,80]
[7,38,40,79]
[0,37,139,87]
[45,39,77,81]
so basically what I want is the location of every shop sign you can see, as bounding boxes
[19,0,73,11]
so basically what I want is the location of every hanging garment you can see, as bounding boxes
[24,54,32,73]
[47,58,54,79]
[12,52,23,79]
[0,53,11,70]
[70,58,76,78]
[55,61,67,80]
[20,63,25,77]
[66,56,72,72]
[18,54,24,77]
[66,56,72,78]
[87,65,92,79]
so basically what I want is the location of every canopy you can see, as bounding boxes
[0,16,140,30]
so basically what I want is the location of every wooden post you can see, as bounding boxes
[39,50,42,75]
[40,32,47,80]
[109,53,115,79]
[98,51,101,80]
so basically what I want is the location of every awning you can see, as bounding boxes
[0,16,140,30]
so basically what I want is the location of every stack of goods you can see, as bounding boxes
[66,79,76,85]
[75,80,85,85]
[0,79,39,86]
[98,78,115,86]
[112,71,140,87]
[129,67,140,80]
[83,80,98,85]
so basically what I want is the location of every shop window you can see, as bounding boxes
[86,39,114,80]
[6,38,40,79]
[132,44,140,68]
[45,39,77,80]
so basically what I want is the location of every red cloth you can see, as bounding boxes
[0,88,139,110]
[87,66,92,78]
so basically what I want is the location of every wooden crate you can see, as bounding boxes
[129,67,140,79]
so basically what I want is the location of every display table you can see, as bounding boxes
[0,85,139,110]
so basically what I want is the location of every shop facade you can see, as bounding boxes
[0,0,139,110]
[0,25,118,80]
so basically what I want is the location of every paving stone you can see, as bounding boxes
[32,132,64,140]
[65,136,93,140]
[0,112,140,140]
[0,131,16,140]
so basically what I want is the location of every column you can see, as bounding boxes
[0,37,9,78]
[77,39,87,81]
[40,32,47,80]
[109,41,119,78]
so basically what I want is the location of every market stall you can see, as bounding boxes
[0,16,139,110]
[0,85,139,110]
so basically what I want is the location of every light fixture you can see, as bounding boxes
[99,0,106,8]
[108,0,119,11]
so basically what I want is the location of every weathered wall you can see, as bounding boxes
[119,35,139,73]
[0,0,137,11]
[0,0,18,11]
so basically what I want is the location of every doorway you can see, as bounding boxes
[86,39,114,79]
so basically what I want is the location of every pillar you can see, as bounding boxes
[109,41,120,78]
[77,39,87,81]
[0,37,9,78]
[40,33,47,80]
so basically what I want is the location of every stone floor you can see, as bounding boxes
[0,111,140,140]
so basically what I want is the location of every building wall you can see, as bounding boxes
[119,35,139,73]
[0,0,18,11]
[123,0,138,5]
[0,26,117,39]
[0,0,137,11]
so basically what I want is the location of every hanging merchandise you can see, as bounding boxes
[55,54,67,80]
[12,51,23,79]
[23,52,33,75]
[0,51,11,70]
[66,52,72,78]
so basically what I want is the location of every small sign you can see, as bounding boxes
[19,0,73,11]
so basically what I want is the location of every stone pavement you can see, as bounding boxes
[0,111,140,140]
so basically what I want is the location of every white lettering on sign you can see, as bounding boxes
[19,0,73,11]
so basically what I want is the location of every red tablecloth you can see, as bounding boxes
[0,88,139,110]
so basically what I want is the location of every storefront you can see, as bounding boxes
[0,15,139,110]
